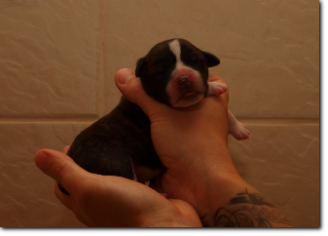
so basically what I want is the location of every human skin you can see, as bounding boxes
[35,146,202,227]
[114,69,294,227]
[34,69,293,227]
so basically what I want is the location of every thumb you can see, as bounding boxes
[34,149,88,196]
[114,68,167,117]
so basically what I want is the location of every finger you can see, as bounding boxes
[54,182,87,224]
[54,183,90,226]
[168,199,203,227]
[34,149,89,196]
[62,145,71,154]
[54,181,75,210]
[114,68,168,117]
[149,175,164,193]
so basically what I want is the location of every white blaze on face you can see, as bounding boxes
[167,39,205,107]
[169,39,183,69]
[168,39,202,77]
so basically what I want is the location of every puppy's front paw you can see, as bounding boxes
[207,81,228,96]
[229,122,250,140]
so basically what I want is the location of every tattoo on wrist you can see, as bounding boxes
[204,189,293,227]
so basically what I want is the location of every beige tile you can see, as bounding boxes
[103,0,319,118]
[0,121,319,227]
[0,0,320,228]
[0,0,101,117]
[0,123,89,227]
[228,122,319,227]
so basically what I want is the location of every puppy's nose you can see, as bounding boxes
[177,75,192,88]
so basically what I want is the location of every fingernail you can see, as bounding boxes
[117,69,135,85]
[35,151,50,171]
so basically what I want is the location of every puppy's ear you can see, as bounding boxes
[135,57,146,78]
[201,51,220,67]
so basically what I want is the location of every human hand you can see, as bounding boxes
[34,146,202,227]
[114,69,294,227]
[115,69,241,215]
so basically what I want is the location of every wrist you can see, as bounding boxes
[165,144,244,214]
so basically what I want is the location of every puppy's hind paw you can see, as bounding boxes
[229,122,250,140]
[207,81,228,96]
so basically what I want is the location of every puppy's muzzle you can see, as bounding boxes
[177,75,192,89]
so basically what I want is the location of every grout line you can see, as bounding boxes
[238,118,319,125]
[0,118,319,124]
[97,0,105,118]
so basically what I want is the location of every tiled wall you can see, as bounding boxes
[0,0,319,227]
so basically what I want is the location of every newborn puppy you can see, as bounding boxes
[58,38,249,195]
